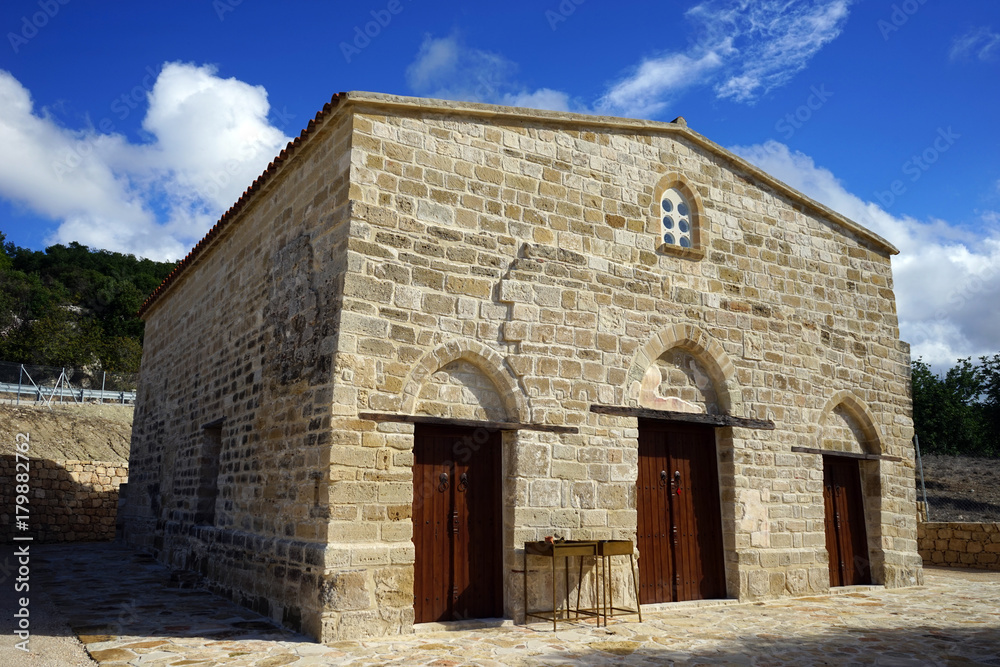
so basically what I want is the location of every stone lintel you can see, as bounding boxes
[790,446,902,462]
[589,404,775,430]
[358,412,579,434]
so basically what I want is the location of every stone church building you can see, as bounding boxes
[122,92,923,642]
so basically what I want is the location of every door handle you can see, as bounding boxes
[439,472,449,492]
[458,472,469,492]
[674,470,681,495]
[659,470,667,487]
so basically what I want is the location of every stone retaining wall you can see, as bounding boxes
[918,522,1000,569]
[0,456,128,542]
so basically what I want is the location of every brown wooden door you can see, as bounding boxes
[412,424,502,623]
[823,456,871,586]
[637,420,726,604]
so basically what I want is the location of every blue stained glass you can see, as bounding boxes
[663,215,674,229]
[679,219,689,233]
[678,202,689,217]
[662,199,673,213]
[663,233,674,244]
[680,237,691,248]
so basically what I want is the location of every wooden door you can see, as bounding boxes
[823,456,871,586]
[412,424,502,623]
[637,420,726,604]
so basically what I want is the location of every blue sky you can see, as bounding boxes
[0,0,998,368]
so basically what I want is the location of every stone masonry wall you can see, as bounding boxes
[0,457,127,542]
[321,97,922,638]
[918,522,1000,569]
[127,94,922,643]
[124,109,355,640]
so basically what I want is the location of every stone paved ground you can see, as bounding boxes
[15,543,1000,666]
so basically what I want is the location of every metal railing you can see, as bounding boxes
[0,361,137,405]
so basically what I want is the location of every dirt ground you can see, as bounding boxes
[0,402,132,463]
[918,453,1000,522]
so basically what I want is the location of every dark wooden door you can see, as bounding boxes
[637,420,726,604]
[823,456,871,586]
[412,424,502,623]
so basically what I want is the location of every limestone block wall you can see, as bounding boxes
[125,93,923,643]
[0,457,127,542]
[320,97,922,638]
[918,522,1000,569]
[123,108,355,639]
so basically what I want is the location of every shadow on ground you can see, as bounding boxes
[8,543,1000,666]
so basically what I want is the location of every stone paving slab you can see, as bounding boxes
[25,543,1000,666]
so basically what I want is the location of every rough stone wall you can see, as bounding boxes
[325,100,921,638]
[654,349,719,413]
[123,109,355,639]
[0,457,127,542]
[918,522,1000,569]
[127,95,922,643]
[414,360,507,420]
[822,406,869,453]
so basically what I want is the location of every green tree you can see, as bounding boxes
[912,356,997,457]
[979,354,1000,455]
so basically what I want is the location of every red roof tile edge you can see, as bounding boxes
[137,92,346,318]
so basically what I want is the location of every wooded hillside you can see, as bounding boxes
[0,231,176,375]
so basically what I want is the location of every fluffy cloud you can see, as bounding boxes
[731,141,1000,369]
[0,63,290,261]
[405,34,586,113]
[950,26,1000,62]
[598,0,852,115]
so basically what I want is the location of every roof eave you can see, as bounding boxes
[139,91,898,318]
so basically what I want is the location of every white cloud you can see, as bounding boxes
[597,51,724,118]
[405,34,463,93]
[406,3,851,119]
[0,63,290,261]
[597,0,852,116]
[731,140,1000,369]
[502,89,575,113]
[950,26,1000,62]
[405,34,588,113]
